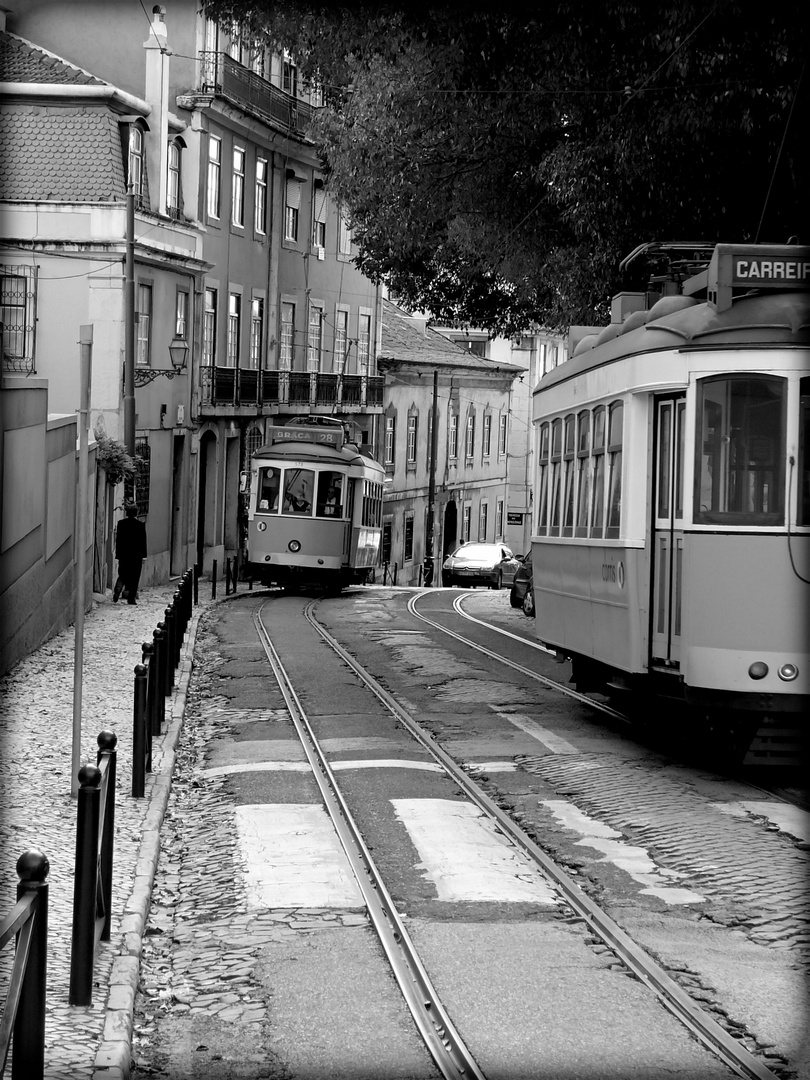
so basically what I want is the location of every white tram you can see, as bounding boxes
[245,417,385,591]
[530,243,810,752]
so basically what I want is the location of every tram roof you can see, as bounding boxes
[253,438,385,475]
[536,288,810,393]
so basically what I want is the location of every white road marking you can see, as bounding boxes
[392,798,559,904]
[234,804,364,908]
[710,801,810,843]
[541,800,705,905]
[492,711,580,754]
[467,761,519,772]
[201,758,443,779]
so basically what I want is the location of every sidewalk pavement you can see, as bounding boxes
[0,582,213,1080]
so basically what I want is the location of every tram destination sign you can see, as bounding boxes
[269,424,344,448]
[731,254,810,285]
[685,243,810,311]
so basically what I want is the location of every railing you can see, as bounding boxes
[69,732,117,1006]
[132,569,195,798]
[0,851,49,1080]
[198,52,315,135]
[199,367,384,412]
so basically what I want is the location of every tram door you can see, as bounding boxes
[651,395,686,667]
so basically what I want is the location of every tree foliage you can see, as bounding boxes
[210,0,809,333]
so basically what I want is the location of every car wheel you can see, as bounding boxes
[509,586,521,608]
[442,573,453,587]
[522,587,535,617]
[490,571,503,591]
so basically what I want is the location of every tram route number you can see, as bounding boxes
[600,561,625,588]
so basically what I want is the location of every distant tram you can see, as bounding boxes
[245,417,384,591]
[529,242,810,757]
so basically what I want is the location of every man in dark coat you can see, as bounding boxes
[113,504,147,605]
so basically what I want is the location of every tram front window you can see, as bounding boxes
[316,471,343,517]
[257,467,280,513]
[695,375,785,526]
[283,469,314,514]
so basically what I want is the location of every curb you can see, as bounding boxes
[91,604,205,1080]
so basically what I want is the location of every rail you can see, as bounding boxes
[0,851,49,1080]
[132,569,195,797]
[69,732,117,1006]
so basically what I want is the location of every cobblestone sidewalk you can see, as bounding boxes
[0,584,211,1080]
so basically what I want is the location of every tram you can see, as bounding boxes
[245,417,385,591]
[529,242,810,757]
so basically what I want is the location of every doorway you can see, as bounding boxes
[650,395,686,666]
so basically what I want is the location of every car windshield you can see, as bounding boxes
[452,544,502,559]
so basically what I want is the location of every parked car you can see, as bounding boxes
[509,552,535,616]
[441,542,519,589]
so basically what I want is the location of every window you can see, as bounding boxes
[203,288,217,365]
[462,504,471,542]
[606,402,623,538]
[536,422,550,534]
[312,183,327,249]
[478,501,488,541]
[357,312,371,375]
[575,411,591,536]
[283,467,314,514]
[227,292,241,367]
[255,157,268,234]
[499,413,507,455]
[384,416,396,466]
[562,414,576,536]
[316,471,344,517]
[232,145,245,227]
[1,266,36,372]
[800,378,810,527]
[404,513,414,561]
[167,140,182,218]
[333,309,348,373]
[695,375,786,526]
[207,135,221,219]
[495,498,504,539]
[307,303,323,371]
[407,415,418,464]
[449,413,458,459]
[590,406,606,537]
[175,290,188,340]
[124,438,150,518]
[549,418,563,532]
[382,521,392,564]
[285,175,301,242]
[338,210,352,255]
[483,413,492,457]
[280,302,295,369]
[128,126,144,203]
[136,283,152,365]
[282,54,298,97]
[465,414,475,460]
[250,297,264,369]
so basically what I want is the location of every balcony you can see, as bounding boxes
[197,53,315,136]
[199,367,384,414]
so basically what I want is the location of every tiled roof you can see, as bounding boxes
[0,30,107,85]
[0,109,126,201]
[380,299,520,373]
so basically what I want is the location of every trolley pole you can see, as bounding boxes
[72,326,93,797]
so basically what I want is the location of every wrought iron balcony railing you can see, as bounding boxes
[198,52,316,135]
[199,367,384,411]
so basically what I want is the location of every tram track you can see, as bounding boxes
[290,592,784,1080]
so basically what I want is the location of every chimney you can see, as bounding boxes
[144,5,170,216]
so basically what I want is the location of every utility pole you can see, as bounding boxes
[72,326,93,797]
[124,182,135,454]
[425,368,439,585]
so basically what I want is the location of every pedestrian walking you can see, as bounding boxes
[113,503,147,604]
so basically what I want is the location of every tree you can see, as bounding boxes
[210,1,809,333]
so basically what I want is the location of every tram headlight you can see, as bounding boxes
[257,521,267,532]
[778,663,799,682]
[748,661,769,680]
[288,539,301,553]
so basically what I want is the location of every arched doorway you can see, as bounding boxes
[443,500,457,558]
[196,430,217,573]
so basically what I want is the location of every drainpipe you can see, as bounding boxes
[124,184,135,454]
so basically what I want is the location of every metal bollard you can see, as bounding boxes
[173,589,183,667]
[132,664,148,797]
[152,628,165,733]
[194,563,200,605]
[211,559,217,599]
[12,850,49,1080]
[96,731,117,943]
[225,557,231,595]
[69,764,101,1005]
[164,606,175,692]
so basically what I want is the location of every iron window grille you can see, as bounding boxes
[1,265,37,373]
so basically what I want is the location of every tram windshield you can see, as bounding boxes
[256,467,281,513]
[316,471,344,517]
[694,375,785,526]
[282,469,314,514]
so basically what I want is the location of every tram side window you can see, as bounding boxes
[605,402,623,539]
[316,471,343,517]
[800,378,810,526]
[575,411,591,537]
[536,423,550,534]
[549,419,563,532]
[590,406,606,537]
[695,375,785,526]
[562,415,576,536]
[257,467,281,512]
[283,468,314,514]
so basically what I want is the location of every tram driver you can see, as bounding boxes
[258,467,280,512]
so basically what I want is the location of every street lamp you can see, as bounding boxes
[133,336,189,386]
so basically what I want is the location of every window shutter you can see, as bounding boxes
[286,177,302,210]
[313,186,327,222]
